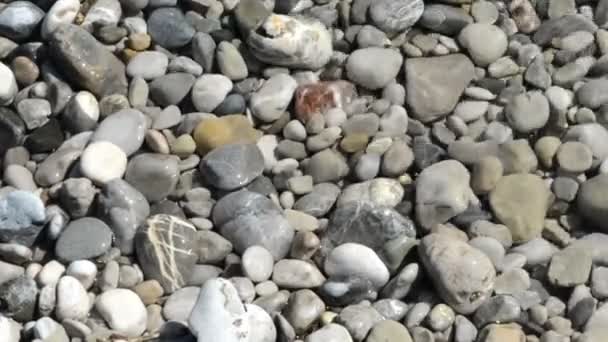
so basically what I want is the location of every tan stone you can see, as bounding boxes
[192,114,261,154]
[127,33,151,51]
[340,133,369,153]
[133,280,164,305]
[479,323,526,342]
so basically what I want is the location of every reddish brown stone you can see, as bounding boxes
[294,81,357,123]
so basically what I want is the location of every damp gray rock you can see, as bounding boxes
[200,144,265,190]
[55,217,113,262]
[48,24,127,97]
[212,190,295,260]
[346,48,403,90]
[124,153,180,202]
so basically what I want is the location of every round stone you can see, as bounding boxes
[147,7,195,49]
[324,243,390,289]
[191,74,233,113]
[369,0,424,33]
[346,48,403,90]
[242,246,274,283]
[95,289,147,337]
[80,141,127,185]
[556,141,593,173]
[62,91,100,133]
[200,143,265,190]
[55,217,113,262]
[458,23,508,67]
[505,91,550,133]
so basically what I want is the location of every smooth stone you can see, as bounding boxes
[3,165,36,191]
[55,276,89,321]
[577,79,608,109]
[188,278,248,342]
[242,246,274,283]
[213,190,295,260]
[126,51,168,80]
[335,303,384,341]
[250,74,298,122]
[0,108,25,155]
[489,174,550,243]
[79,141,127,185]
[55,217,113,262]
[369,0,423,33]
[135,214,198,293]
[147,7,195,49]
[305,323,353,342]
[416,160,478,230]
[246,15,332,70]
[406,54,475,122]
[556,141,593,173]
[193,115,261,155]
[505,91,550,133]
[346,48,403,90]
[48,24,127,97]
[91,108,146,156]
[217,41,248,80]
[272,259,326,289]
[564,123,608,162]
[40,0,80,39]
[81,0,121,30]
[149,73,196,107]
[162,286,200,322]
[294,183,341,217]
[97,179,150,255]
[62,91,99,133]
[458,23,508,66]
[306,149,349,183]
[95,289,147,337]
[0,191,45,247]
[0,315,20,342]
[548,246,592,287]
[325,243,389,289]
[65,260,97,290]
[0,1,44,41]
[200,143,264,190]
[0,63,17,106]
[419,233,496,314]
[125,153,180,202]
[191,74,233,113]
[33,317,68,342]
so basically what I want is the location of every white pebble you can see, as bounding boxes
[36,260,66,287]
[242,246,274,283]
[66,260,98,290]
[0,315,20,342]
[324,243,390,289]
[80,141,127,185]
[56,276,90,321]
[0,62,17,106]
[41,0,81,39]
[95,289,147,337]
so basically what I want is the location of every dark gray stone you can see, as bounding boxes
[149,73,196,107]
[147,7,195,49]
[0,275,38,321]
[48,24,128,97]
[0,108,26,157]
[55,217,113,262]
[200,144,264,190]
[293,183,341,217]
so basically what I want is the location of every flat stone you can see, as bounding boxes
[135,214,198,293]
[213,190,295,260]
[489,174,550,243]
[325,243,390,289]
[346,48,403,90]
[124,153,180,202]
[55,217,113,262]
[149,73,196,107]
[200,144,264,190]
[406,54,475,122]
[548,246,592,287]
[91,109,146,156]
[48,24,127,97]
[419,233,496,314]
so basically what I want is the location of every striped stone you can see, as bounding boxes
[135,214,198,293]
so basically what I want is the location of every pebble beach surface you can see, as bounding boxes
[2,0,608,342]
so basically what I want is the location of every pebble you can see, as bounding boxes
[65,260,97,290]
[191,74,233,113]
[346,48,403,90]
[79,141,127,185]
[91,109,146,156]
[272,259,326,289]
[55,217,113,262]
[149,72,196,106]
[242,246,274,283]
[95,289,147,337]
[458,23,508,66]
[305,323,352,342]
[193,115,261,154]
[147,7,195,49]
[125,153,180,202]
[555,141,593,173]
[369,0,423,33]
[126,51,168,80]
[251,74,298,122]
[325,243,390,289]
[419,234,496,314]
[135,214,198,293]
[548,246,593,287]
[55,276,89,321]
[505,91,550,133]
[163,286,200,322]
[200,143,264,190]
[489,174,550,243]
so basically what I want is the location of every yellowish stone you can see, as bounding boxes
[170,134,196,158]
[127,33,152,51]
[479,323,526,342]
[192,115,261,154]
[340,133,369,153]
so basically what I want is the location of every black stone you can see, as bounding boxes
[0,108,26,156]
[24,118,64,153]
